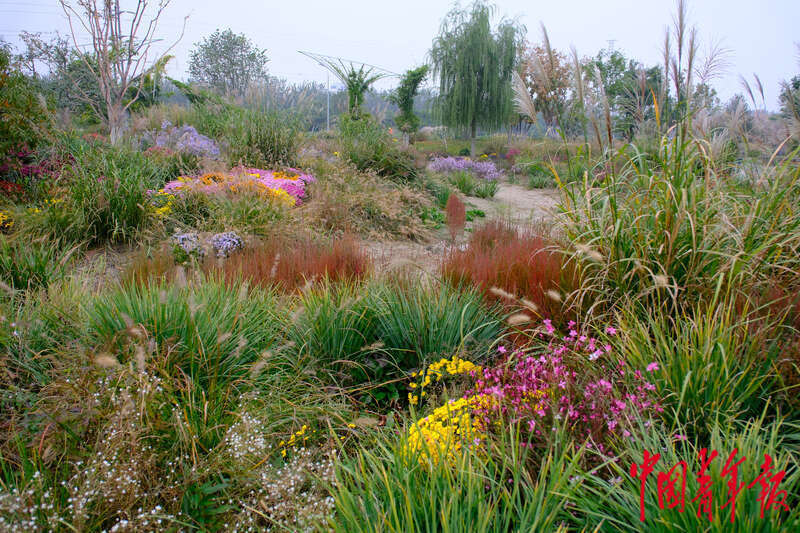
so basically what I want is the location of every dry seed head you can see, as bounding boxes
[521,298,540,313]
[94,354,120,368]
[490,286,516,300]
[575,243,603,262]
[217,332,232,345]
[174,266,187,288]
[135,344,146,373]
[653,274,670,288]
[507,313,532,326]
[545,290,563,302]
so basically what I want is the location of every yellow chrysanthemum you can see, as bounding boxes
[405,394,491,465]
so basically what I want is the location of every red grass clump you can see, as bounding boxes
[441,220,574,324]
[218,233,372,291]
[445,194,466,241]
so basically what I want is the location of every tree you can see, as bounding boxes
[389,65,429,145]
[519,27,571,133]
[430,1,522,156]
[188,29,268,96]
[60,0,185,144]
[0,46,50,157]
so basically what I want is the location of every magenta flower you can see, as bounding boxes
[646,362,660,372]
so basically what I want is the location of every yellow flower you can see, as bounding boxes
[404,394,490,465]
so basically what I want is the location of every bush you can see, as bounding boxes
[0,48,50,169]
[441,220,572,324]
[337,114,418,182]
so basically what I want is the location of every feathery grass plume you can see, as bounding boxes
[506,312,532,326]
[489,286,516,301]
[545,290,562,303]
[511,70,536,123]
[570,45,589,145]
[695,38,732,88]
[592,64,613,148]
[94,354,120,368]
[574,243,603,262]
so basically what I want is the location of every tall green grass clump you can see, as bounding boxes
[370,280,502,368]
[288,280,377,379]
[0,235,76,292]
[23,139,175,244]
[572,413,800,532]
[328,424,582,533]
[226,108,301,167]
[617,301,778,437]
[337,114,419,182]
[559,137,800,316]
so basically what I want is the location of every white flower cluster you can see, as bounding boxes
[230,447,337,532]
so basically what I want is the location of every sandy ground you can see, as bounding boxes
[366,184,561,277]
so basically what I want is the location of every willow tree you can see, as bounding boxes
[430,1,521,156]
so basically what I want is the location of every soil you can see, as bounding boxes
[366,183,561,277]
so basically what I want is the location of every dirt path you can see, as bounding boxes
[367,183,561,276]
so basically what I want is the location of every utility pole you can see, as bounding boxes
[326,72,330,131]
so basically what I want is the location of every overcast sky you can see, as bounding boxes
[2,0,798,109]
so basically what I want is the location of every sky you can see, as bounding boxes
[2,0,798,110]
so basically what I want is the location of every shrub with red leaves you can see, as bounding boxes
[215,233,372,291]
[441,220,574,324]
[445,194,466,241]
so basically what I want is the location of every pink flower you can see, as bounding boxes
[497,346,507,354]
[589,350,602,361]
[673,433,688,442]
[646,362,660,372]
[605,326,617,336]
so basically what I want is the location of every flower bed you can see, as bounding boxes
[151,167,316,215]
[429,156,502,181]
[405,323,664,464]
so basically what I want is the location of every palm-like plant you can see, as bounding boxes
[322,59,386,118]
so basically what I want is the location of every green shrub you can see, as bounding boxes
[0,47,49,159]
[337,114,418,182]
